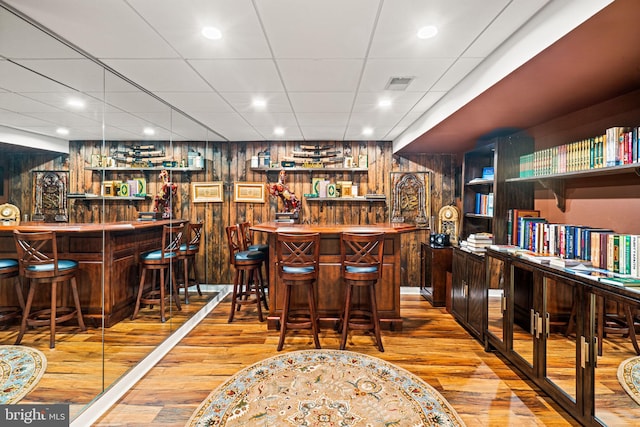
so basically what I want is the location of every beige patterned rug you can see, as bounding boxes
[618,355,640,405]
[0,345,47,404]
[187,349,465,426]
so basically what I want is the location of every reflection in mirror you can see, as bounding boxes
[593,292,640,425]
[1,5,219,421]
[543,277,577,402]
[511,265,535,367]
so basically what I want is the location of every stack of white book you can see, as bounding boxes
[461,233,493,254]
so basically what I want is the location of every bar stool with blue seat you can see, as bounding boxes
[177,222,203,304]
[0,258,25,327]
[239,221,269,301]
[226,224,268,322]
[13,230,86,349]
[275,232,321,351]
[132,222,185,322]
[339,232,385,352]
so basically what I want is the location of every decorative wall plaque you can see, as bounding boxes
[32,170,69,222]
[390,172,430,228]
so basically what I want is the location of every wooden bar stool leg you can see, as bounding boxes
[626,304,640,355]
[159,269,166,323]
[277,284,291,351]
[192,258,202,296]
[170,267,182,311]
[340,284,353,350]
[70,277,86,331]
[252,269,263,322]
[182,258,190,304]
[369,284,384,352]
[307,282,321,349]
[132,269,147,320]
[16,282,35,345]
[50,282,57,349]
[228,270,241,323]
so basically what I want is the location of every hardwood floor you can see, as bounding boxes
[94,293,582,426]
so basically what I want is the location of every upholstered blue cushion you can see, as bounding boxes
[283,266,314,274]
[248,243,269,253]
[346,265,379,274]
[0,259,18,269]
[26,259,78,272]
[179,244,199,251]
[235,250,265,261]
[141,250,177,261]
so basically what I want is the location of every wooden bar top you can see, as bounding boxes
[0,219,182,233]
[251,221,418,235]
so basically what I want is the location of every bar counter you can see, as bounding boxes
[0,220,180,327]
[252,222,418,330]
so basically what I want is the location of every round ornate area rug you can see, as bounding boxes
[618,355,640,405]
[187,349,465,427]
[0,345,47,404]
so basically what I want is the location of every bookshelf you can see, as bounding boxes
[460,136,534,244]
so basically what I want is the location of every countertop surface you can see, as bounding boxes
[0,219,184,232]
[251,222,420,234]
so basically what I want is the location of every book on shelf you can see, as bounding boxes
[508,209,540,246]
[598,276,640,287]
[518,251,560,265]
[549,258,592,269]
[482,167,494,180]
[519,217,546,250]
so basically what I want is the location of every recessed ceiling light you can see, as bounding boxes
[66,98,85,109]
[362,127,373,136]
[252,98,267,109]
[143,127,155,136]
[378,99,392,108]
[417,25,438,39]
[274,127,285,136]
[201,26,222,40]
[56,127,69,136]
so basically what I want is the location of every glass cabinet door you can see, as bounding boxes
[486,254,506,349]
[543,276,578,404]
[510,263,535,371]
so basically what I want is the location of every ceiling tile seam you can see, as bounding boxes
[381,0,515,142]
[251,0,304,140]
[342,0,385,141]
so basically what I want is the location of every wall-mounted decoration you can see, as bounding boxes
[390,172,430,228]
[192,182,224,203]
[32,170,69,222]
[234,182,266,203]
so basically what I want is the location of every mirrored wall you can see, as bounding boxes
[0,5,219,419]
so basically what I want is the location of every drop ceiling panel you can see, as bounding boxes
[296,113,349,127]
[300,126,349,141]
[240,112,298,128]
[4,0,178,58]
[352,92,424,113]
[0,93,65,113]
[220,92,292,113]
[254,127,304,141]
[0,61,76,92]
[16,59,106,92]
[101,91,172,114]
[255,0,379,58]
[155,91,235,114]
[103,59,212,92]
[288,93,355,113]
[277,59,363,92]
[369,0,510,58]
[189,59,284,92]
[127,0,271,59]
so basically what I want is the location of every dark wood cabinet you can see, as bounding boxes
[420,243,453,307]
[451,247,486,341]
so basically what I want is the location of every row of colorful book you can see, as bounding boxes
[474,192,493,216]
[507,209,640,279]
[518,126,640,177]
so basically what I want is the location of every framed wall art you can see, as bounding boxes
[191,182,224,203]
[233,182,266,203]
[390,171,431,228]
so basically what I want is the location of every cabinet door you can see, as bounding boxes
[486,254,507,350]
[466,254,486,339]
[510,262,536,374]
[542,274,579,412]
[451,249,467,323]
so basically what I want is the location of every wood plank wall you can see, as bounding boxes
[6,141,455,287]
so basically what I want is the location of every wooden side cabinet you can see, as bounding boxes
[451,247,486,341]
[420,243,453,307]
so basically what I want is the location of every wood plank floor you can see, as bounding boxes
[94,293,582,426]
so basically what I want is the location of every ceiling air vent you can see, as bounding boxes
[385,76,413,91]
